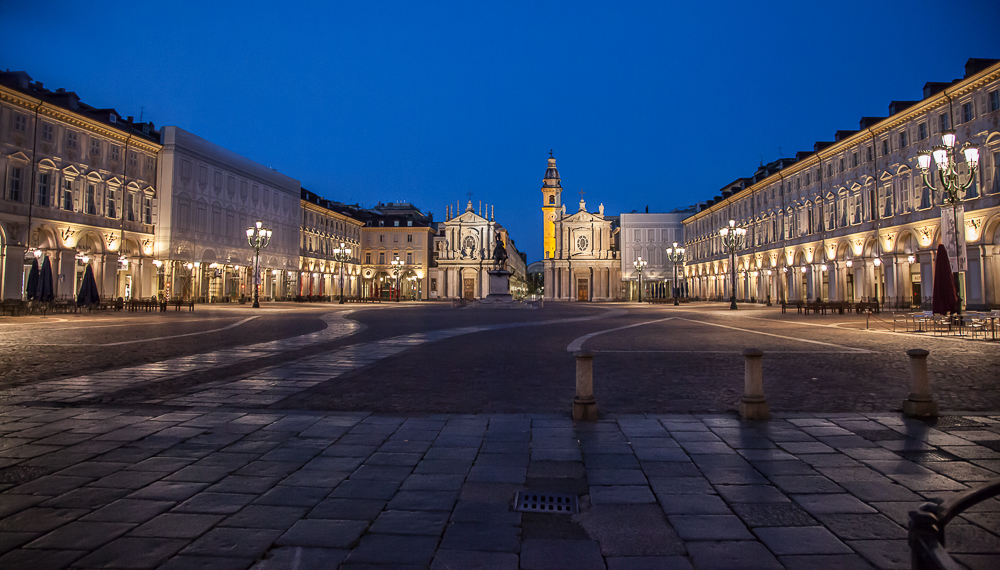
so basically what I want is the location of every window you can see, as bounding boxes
[107,189,116,218]
[90,138,101,156]
[66,131,78,149]
[990,90,1000,112]
[940,112,950,132]
[919,177,932,209]
[826,164,832,178]
[991,151,1000,195]
[882,139,890,156]
[62,179,72,210]
[918,122,928,140]
[41,123,53,142]
[37,172,50,206]
[899,129,908,148]
[548,195,554,204]
[109,145,120,162]
[144,197,152,224]
[805,172,810,185]
[378,252,385,264]
[86,184,97,215]
[365,253,371,264]
[126,193,135,221]
[867,146,873,162]
[962,102,973,123]
[128,151,138,169]
[379,235,384,243]
[145,156,155,174]
[407,234,413,243]
[901,177,911,213]
[8,167,22,201]
[406,253,413,264]
[13,113,27,133]
[839,158,845,173]
[431,278,437,292]
[852,153,858,168]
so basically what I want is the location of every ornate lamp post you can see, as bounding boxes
[633,256,647,303]
[390,255,403,302]
[245,220,271,308]
[665,242,685,306]
[916,131,979,316]
[333,241,352,304]
[765,269,773,306]
[719,219,747,310]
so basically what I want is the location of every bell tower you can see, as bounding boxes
[541,151,562,259]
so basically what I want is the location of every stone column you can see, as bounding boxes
[572,351,598,420]
[903,349,938,418]
[1,244,26,300]
[739,348,770,420]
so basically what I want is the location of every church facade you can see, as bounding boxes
[539,154,622,301]
[430,200,526,300]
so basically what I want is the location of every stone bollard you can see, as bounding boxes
[903,349,938,418]
[739,348,770,420]
[573,351,598,421]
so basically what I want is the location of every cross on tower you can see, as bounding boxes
[549,149,553,158]
[578,189,586,200]
[466,191,473,201]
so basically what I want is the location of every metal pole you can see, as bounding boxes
[730,251,738,310]
[252,247,260,308]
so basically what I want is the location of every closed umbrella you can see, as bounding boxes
[40,256,54,302]
[932,243,957,315]
[25,258,40,300]
[77,265,101,307]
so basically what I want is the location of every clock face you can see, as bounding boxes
[577,236,589,251]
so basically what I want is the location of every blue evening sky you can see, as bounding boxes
[2,0,998,261]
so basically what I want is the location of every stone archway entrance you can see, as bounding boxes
[577,278,588,301]
[463,278,475,300]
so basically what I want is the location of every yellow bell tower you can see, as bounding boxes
[541,151,562,259]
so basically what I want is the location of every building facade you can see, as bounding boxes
[155,126,301,302]
[299,189,363,299]
[683,59,1000,309]
[431,200,526,300]
[539,155,622,301]
[620,210,692,301]
[357,202,435,300]
[1,71,161,301]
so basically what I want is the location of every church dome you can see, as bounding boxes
[543,155,560,187]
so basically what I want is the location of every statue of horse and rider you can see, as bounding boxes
[491,231,508,272]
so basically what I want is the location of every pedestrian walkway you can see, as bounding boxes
[1,407,999,569]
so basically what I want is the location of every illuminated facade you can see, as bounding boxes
[1,71,161,301]
[431,200,526,300]
[683,59,1000,309]
[539,154,622,301]
[357,203,435,300]
[155,126,301,301]
[299,189,363,299]
[620,211,692,301]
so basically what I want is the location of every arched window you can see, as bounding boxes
[548,195,555,204]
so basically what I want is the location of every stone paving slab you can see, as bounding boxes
[0,408,999,568]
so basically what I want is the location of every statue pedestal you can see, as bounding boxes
[486,270,512,301]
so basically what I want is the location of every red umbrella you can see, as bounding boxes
[932,243,957,315]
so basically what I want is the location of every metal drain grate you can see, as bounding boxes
[898,450,960,462]
[514,491,579,514]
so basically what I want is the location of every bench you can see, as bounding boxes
[780,300,804,314]
[168,299,195,312]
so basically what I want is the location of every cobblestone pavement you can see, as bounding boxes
[2,407,1000,569]
[0,301,998,568]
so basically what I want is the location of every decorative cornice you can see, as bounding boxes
[0,85,161,154]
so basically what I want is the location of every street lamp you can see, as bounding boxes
[246,220,271,308]
[633,256,648,303]
[333,241,352,304]
[719,219,747,310]
[665,242,685,306]
[390,255,403,302]
[765,269,773,306]
[916,131,979,316]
